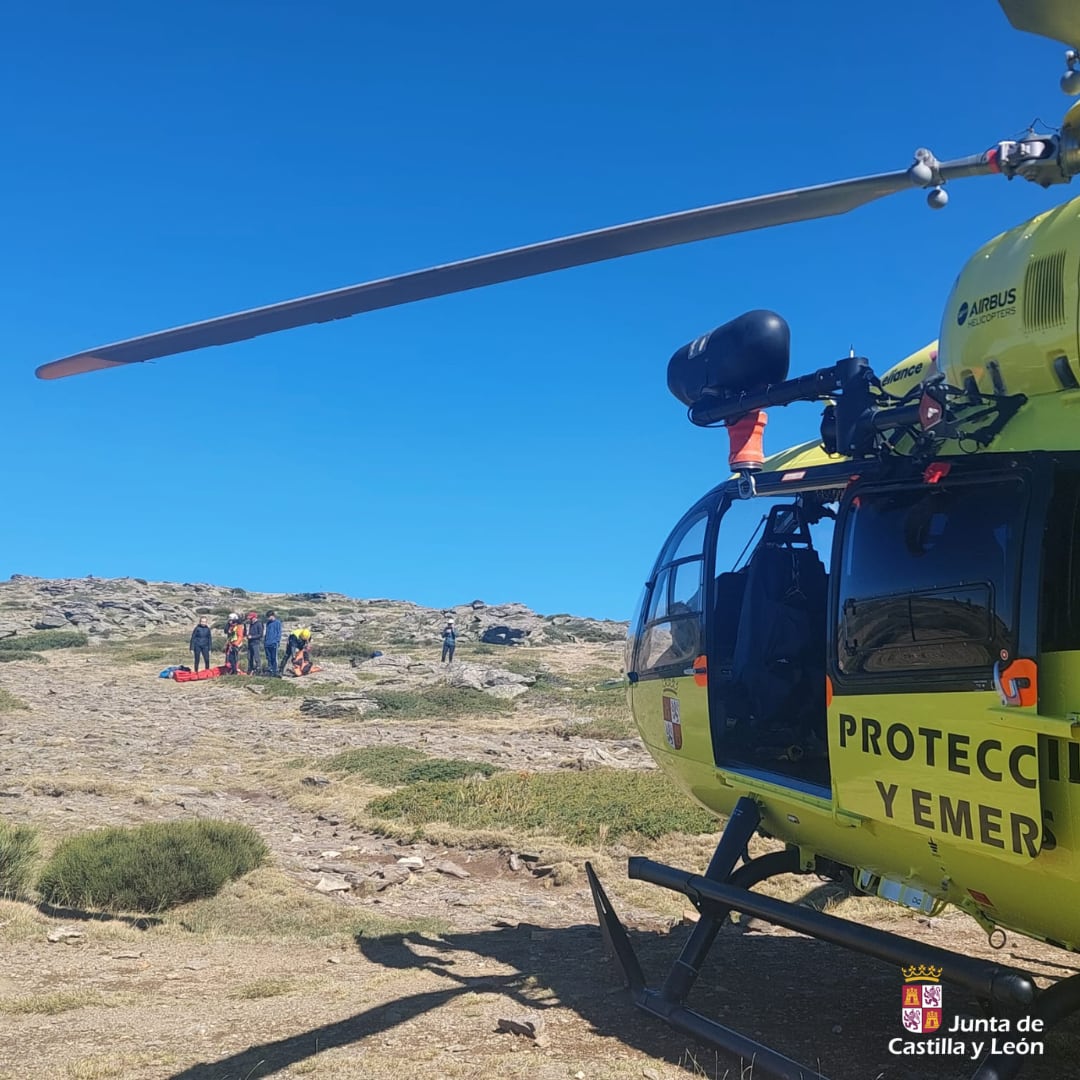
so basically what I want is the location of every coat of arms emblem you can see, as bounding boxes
[901,965,943,1034]
[662,694,682,750]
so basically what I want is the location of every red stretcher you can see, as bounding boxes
[172,665,241,682]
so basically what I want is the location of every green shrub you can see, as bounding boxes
[367,686,507,719]
[37,820,268,913]
[316,639,375,659]
[532,671,570,690]
[0,630,87,652]
[402,759,498,783]
[529,667,632,736]
[368,769,718,843]
[213,675,344,699]
[0,822,40,899]
[550,714,636,740]
[280,606,317,618]
[326,746,499,786]
[327,746,428,785]
[122,647,177,664]
[542,619,624,644]
[243,676,311,697]
[0,687,28,711]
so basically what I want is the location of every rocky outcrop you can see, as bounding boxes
[446,661,534,699]
[481,625,528,646]
[0,575,628,651]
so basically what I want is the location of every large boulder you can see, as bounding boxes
[33,611,69,630]
[481,625,528,646]
[447,662,534,694]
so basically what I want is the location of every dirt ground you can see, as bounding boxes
[1,643,1079,1080]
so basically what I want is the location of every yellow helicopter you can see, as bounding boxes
[32,1,1080,1076]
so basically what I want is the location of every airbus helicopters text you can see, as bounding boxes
[33,1,1080,1077]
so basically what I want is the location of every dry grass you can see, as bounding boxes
[0,686,28,711]
[0,989,108,1015]
[231,976,297,1000]
[167,867,448,942]
[367,768,717,844]
[23,772,149,800]
[9,630,1069,1080]
[63,1053,178,1079]
[0,899,48,943]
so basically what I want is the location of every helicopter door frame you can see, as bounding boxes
[627,494,720,768]
[705,478,839,798]
[825,459,1053,865]
[827,460,1048,695]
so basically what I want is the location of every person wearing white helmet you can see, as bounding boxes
[441,618,457,664]
[225,613,245,675]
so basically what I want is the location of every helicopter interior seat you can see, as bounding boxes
[713,571,748,681]
[728,529,828,754]
[708,570,750,746]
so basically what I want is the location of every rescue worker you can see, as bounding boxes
[189,616,212,673]
[245,611,264,675]
[281,627,311,674]
[225,613,245,675]
[441,619,456,664]
[288,641,314,677]
[263,610,282,677]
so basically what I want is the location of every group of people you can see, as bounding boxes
[187,612,456,675]
[189,611,313,677]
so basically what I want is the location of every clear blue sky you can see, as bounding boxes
[1,1,1070,620]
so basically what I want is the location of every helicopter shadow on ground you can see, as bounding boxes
[162,884,1080,1080]
[36,901,162,930]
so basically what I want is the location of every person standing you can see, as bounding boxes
[441,619,456,664]
[225,613,245,675]
[189,617,212,673]
[245,611,264,675]
[263,610,282,677]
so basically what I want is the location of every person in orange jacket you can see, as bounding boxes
[225,613,246,675]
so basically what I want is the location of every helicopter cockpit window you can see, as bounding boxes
[836,478,1027,677]
[625,586,648,676]
[661,514,707,566]
[634,509,708,677]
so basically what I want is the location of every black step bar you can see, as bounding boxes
[584,795,1069,1080]
[629,856,1035,1007]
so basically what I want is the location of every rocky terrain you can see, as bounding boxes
[0,577,1077,1080]
[0,574,626,649]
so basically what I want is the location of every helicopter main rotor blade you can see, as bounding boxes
[999,0,1080,47]
[35,155,994,380]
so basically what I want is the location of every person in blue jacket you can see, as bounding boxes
[441,619,457,664]
[189,617,212,673]
[263,610,282,677]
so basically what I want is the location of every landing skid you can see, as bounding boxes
[586,796,1080,1080]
